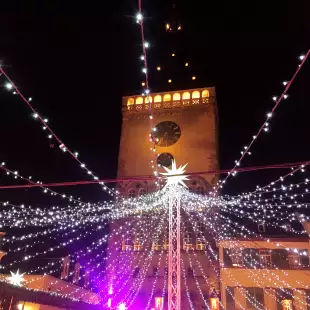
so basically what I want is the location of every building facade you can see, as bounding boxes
[107,87,220,309]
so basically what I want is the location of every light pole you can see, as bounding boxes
[161,161,188,310]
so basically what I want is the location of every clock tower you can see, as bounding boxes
[107,87,220,310]
[117,87,219,196]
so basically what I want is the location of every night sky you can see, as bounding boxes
[0,0,310,205]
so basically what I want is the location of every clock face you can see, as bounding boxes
[152,121,181,147]
[157,153,174,168]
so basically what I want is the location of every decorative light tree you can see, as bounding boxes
[161,161,188,310]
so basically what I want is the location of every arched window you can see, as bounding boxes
[173,93,181,101]
[196,186,205,195]
[154,95,162,103]
[144,96,152,103]
[192,91,200,99]
[127,98,134,106]
[139,188,147,196]
[182,92,190,100]
[136,97,143,105]
[128,188,136,198]
[202,90,209,98]
[163,94,171,102]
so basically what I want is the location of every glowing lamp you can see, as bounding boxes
[192,76,196,80]
[172,53,175,57]
[185,62,189,67]
[282,299,292,310]
[168,79,172,83]
[155,297,164,308]
[210,298,219,310]
[156,66,161,71]
[165,23,170,30]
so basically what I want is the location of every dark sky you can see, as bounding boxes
[0,0,310,205]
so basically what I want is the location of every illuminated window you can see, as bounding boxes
[163,94,171,102]
[192,91,200,98]
[145,96,153,104]
[230,248,243,267]
[202,90,209,98]
[183,233,193,250]
[128,189,136,198]
[210,298,219,310]
[196,237,206,251]
[182,92,190,100]
[127,98,134,106]
[259,250,272,268]
[282,299,293,310]
[152,240,161,251]
[139,188,147,196]
[134,235,143,251]
[136,97,143,105]
[173,93,181,101]
[122,237,132,251]
[155,297,164,308]
[288,253,300,269]
[154,95,162,103]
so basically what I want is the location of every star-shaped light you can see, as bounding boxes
[8,269,25,286]
[160,160,189,189]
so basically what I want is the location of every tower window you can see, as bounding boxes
[187,267,194,277]
[282,224,292,232]
[133,267,140,278]
[259,250,272,268]
[153,267,158,276]
[258,223,265,233]
[128,188,136,198]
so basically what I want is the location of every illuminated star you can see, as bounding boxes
[160,160,189,189]
[8,269,25,286]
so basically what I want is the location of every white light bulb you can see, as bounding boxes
[283,81,288,86]
[48,135,52,139]
[42,126,46,130]
[33,113,39,119]
[136,13,143,21]
[299,54,305,61]
[284,94,288,99]
[144,42,149,48]
[272,96,277,101]
[81,163,85,168]
[140,55,144,61]
[142,68,147,73]
[28,97,32,101]
[5,82,13,90]
[44,118,48,123]
[267,112,272,118]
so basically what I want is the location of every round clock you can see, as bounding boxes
[152,121,181,147]
[157,153,174,168]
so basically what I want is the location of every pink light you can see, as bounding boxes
[108,298,112,308]
[108,285,113,295]
[118,302,127,310]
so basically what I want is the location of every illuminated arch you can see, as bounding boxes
[154,95,162,103]
[202,90,209,98]
[127,98,134,106]
[136,97,143,105]
[144,96,153,103]
[182,92,190,100]
[163,94,171,102]
[192,91,200,99]
[173,93,181,101]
